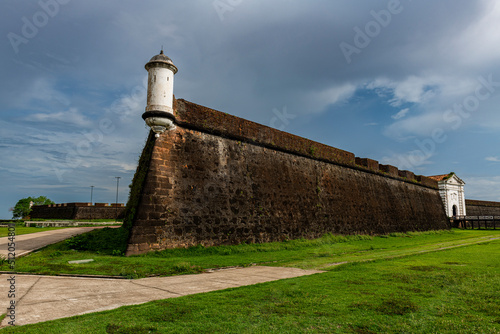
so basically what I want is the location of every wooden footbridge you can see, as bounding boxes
[450,216,499,229]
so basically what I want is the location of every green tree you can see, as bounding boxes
[11,196,55,219]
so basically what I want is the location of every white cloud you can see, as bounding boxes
[29,108,92,128]
[105,76,148,121]
[448,1,500,66]
[391,108,410,120]
[390,77,437,106]
[380,73,500,141]
[367,76,438,107]
[384,112,446,140]
[306,83,357,113]
[485,156,500,162]
[464,176,500,201]
[366,75,481,111]
[25,78,71,107]
[381,151,434,171]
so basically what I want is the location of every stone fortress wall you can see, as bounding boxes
[465,199,500,216]
[31,202,125,220]
[125,98,449,255]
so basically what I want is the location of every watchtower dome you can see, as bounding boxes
[142,50,178,137]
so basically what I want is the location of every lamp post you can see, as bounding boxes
[115,177,121,222]
[90,185,95,221]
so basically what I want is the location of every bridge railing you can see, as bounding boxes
[450,216,499,230]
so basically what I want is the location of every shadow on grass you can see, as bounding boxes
[65,227,129,256]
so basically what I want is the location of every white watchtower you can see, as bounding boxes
[142,50,178,137]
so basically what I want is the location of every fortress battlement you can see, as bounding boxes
[174,98,437,189]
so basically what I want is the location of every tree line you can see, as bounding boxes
[10,196,54,219]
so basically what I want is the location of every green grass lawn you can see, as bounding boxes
[0,226,68,238]
[3,229,498,279]
[2,236,499,333]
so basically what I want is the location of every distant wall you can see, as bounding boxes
[465,199,500,216]
[31,203,125,220]
[125,99,448,255]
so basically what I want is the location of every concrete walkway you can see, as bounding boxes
[0,227,116,258]
[0,267,323,326]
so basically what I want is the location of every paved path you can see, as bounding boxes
[2,230,496,327]
[0,267,323,326]
[0,227,116,258]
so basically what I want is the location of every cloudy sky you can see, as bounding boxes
[1,0,500,218]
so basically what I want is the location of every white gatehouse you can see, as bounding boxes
[429,173,466,217]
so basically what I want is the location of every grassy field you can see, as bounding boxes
[0,226,67,238]
[2,234,499,333]
[2,229,498,279]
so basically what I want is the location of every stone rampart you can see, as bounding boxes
[465,199,500,216]
[126,99,448,255]
[30,202,125,220]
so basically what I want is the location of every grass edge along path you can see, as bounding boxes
[1,229,499,279]
[0,226,69,238]
[310,233,500,269]
[1,237,499,333]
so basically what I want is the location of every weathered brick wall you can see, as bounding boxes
[126,100,448,255]
[465,199,500,216]
[31,203,125,220]
[31,205,75,219]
